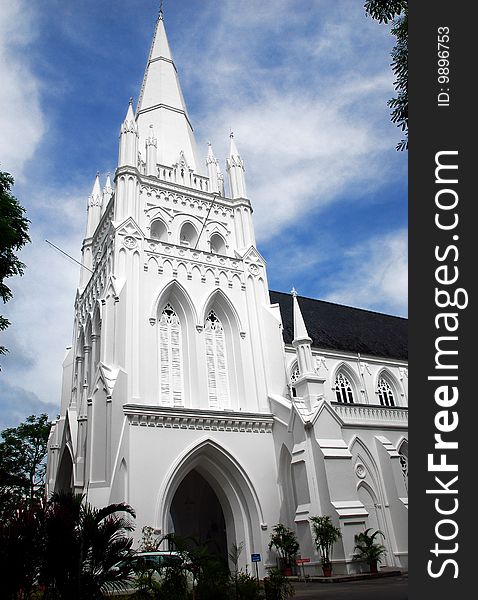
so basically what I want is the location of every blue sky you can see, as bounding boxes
[0,0,407,428]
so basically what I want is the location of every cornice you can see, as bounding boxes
[124,404,274,434]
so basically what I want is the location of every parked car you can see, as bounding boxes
[107,550,192,595]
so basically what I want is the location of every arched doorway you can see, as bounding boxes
[170,469,228,563]
[158,439,264,573]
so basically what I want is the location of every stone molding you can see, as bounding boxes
[124,404,274,433]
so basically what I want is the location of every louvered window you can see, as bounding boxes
[159,304,183,406]
[377,377,395,407]
[334,372,354,403]
[205,311,229,409]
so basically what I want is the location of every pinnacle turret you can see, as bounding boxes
[226,133,247,199]
[291,288,315,377]
[102,174,113,215]
[206,143,220,194]
[118,99,139,168]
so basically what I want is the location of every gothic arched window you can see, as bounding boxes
[151,219,168,241]
[159,304,183,407]
[377,377,395,407]
[334,372,354,403]
[205,310,229,409]
[209,233,226,255]
[179,222,198,247]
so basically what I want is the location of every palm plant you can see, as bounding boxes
[353,528,387,573]
[309,516,341,575]
[40,491,136,599]
[268,524,299,574]
[0,500,45,600]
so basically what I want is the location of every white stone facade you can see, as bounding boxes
[46,11,408,576]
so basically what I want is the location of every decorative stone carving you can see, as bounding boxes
[248,264,259,276]
[355,463,367,479]
[123,236,137,249]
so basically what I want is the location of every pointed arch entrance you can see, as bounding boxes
[170,469,228,563]
[158,439,263,570]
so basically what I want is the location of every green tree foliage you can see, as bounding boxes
[364,0,408,150]
[0,170,30,357]
[0,413,51,519]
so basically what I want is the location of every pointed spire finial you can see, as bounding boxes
[292,288,311,342]
[159,0,164,19]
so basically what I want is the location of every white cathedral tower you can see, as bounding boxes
[47,9,408,575]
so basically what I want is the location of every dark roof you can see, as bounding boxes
[269,290,408,361]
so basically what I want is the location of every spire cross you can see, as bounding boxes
[291,287,298,297]
[159,0,164,17]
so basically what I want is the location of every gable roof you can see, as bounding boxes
[269,290,408,361]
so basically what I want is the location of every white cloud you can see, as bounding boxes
[1,185,86,411]
[174,0,405,242]
[0,1,45,179]
[323,229,408,316]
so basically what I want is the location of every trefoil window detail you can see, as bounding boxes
[159,304,183,407]
[205,311,229,409]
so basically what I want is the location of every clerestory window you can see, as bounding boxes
[334,372,355,403]
[377,377,395,407]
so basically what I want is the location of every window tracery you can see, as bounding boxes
[377,377,395,407]
[334,371,354,403]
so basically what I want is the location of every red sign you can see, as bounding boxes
[296,558,311,564]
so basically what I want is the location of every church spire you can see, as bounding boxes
[135,7,201,172]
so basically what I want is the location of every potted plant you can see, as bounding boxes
[353,528,387,573]
[268,524,299,576]
[309,515,342,577]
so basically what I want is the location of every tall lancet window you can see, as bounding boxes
[334,372,354,404]
[159,304,183,406]
[377,377,395,407]
[205,311,229,409]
